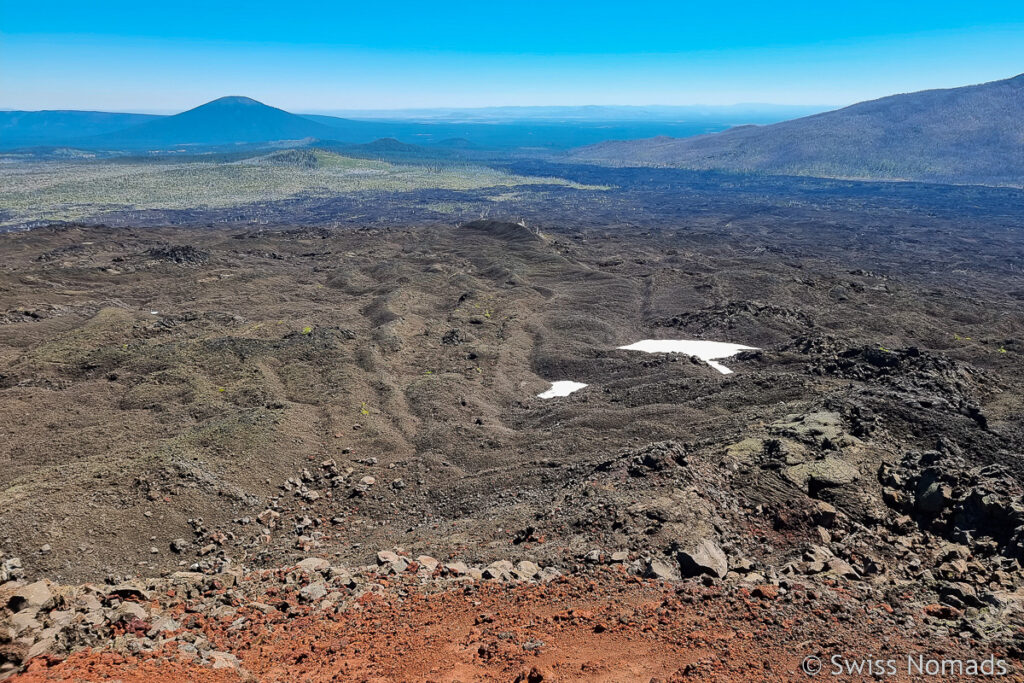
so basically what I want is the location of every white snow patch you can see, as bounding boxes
[537,381,588,399]
[617,339,759,375]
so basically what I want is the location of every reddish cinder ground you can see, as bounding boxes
[15,571,1014,682]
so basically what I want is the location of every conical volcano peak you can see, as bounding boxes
[203,96,265,107]
[92,95,337,146]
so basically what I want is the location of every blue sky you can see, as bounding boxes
[2,1,1023,111]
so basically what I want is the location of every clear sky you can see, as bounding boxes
[2,1,1023,112]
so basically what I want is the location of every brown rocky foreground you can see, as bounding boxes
[5,556,1020,682]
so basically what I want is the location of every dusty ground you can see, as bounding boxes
[10,568,1023,682]
[2,215,1022,580]
[2,174,1024,678]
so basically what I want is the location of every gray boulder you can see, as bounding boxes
[677,540,728,578]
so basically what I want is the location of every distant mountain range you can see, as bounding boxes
[0,99,808,152]
[303,104,828,123]
[5,77,1022,186]
[0,110,161,147]
[572,73,1024,186]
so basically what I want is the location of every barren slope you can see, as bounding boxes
[1,213,1024,679]
[573,73,1024,186]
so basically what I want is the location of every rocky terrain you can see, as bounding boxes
[4,556,1017,682]
[1,189,1023,679]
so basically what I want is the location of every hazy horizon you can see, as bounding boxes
[0,100,836,117]
[2,0,1022,111]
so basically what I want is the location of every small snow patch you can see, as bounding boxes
[618,339,758,374]
[538,381,588,399]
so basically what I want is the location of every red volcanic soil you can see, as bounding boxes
[16,570,1007,682]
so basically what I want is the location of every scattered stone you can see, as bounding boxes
[415,556,440,573]
[4,581,54,612]
[643,557,680,581]
[444,562,470,576]
[785,456,859,491]
[811,501,838,528]
[924,603,963,620]
[208,651,241,670]
[824,558,860,579]
[376,551,410,573]
[295,557,330,573]
[677,540,728,579]
[483,560,515,581]
[147,615,181,636]
[752,584,779,600]
[112,601,149,622]
[299,582,328,603]
[513,561,541,580]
